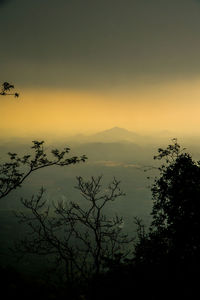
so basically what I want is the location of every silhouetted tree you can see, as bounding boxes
[151,139,200,263]
[133,138,200,299]
[0,82,19,97]
[0,140,87,200]
[14,176,132,282]
[79,139,200,300]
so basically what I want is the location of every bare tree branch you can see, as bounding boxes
[13,176,133,281]
[0,140,87,199]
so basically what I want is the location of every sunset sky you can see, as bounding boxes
[1,0,200,139]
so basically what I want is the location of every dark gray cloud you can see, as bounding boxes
[1,0,200,89]
[0,0,9,5]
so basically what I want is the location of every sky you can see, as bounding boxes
[1,0,200,139]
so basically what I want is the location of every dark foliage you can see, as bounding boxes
[0,140,87,200]
[87,139,200,300]
[0,266,81,300]
[135,139,200,264]
[132,139,200,299]
[2,138,200,299]
[0,82,19,97]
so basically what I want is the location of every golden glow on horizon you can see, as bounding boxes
[1,79,200,139]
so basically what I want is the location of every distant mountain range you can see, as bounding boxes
[91,127,139,142]
[68,127,152,144]
[66,126,177,146]
[0,127,177,149]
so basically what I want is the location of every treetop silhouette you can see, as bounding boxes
[0,82,19,98]
[135,138,200,269]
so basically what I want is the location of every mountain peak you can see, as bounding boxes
[97,127,135,134]
[105,126,129,132]
[92,127,139,142]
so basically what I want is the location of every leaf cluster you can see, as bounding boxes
[0,140,87,199]
[0,82,19,97]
